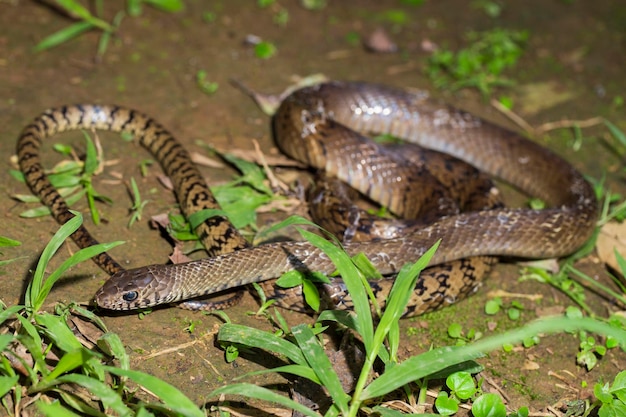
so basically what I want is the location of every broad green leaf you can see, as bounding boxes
[187,208,230,230]
[471,393,506,417]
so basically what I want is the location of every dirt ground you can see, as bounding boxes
[1,0,625,415]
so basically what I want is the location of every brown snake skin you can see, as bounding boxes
[17,81,598,316]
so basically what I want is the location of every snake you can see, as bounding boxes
[17,81,598,316]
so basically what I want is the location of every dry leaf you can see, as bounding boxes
[190,151,226,169]
[363,27,398,53]
[596,221,626,275]
[169,245,193,264]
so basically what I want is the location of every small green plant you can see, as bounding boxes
[196,70,219,95]
[127,177,149,228]
[35,0,183,57]
[0,236,24,268]
[0,214,208,415]
[426,28,528,96]
[13,131,111,225]
[447,322,483,345]
[590,370,626,416]
[254,40,277,59]
[211,227,626,415]
[434,371,530,416]
[485,297,525,321]
[472,0,503,17]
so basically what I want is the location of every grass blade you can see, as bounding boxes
[26,213,83,309]
[37,400,83,417]
[34,240,125,311]
[362,315,626,400]
[0,236,21,247]
[604,119,626,149]
[210,383,320,417]
[292,324,350,413]
[296,229,374,354]
[39,373,132,415]
[35,21,94,51]
[218,323,306,365]
[104,366,204,417]
[34,313,83,353]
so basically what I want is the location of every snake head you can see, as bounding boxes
[94,265,168,310]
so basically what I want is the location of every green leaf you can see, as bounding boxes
[484,298,501,315]
[212,384,320,417]
[246,363,321,384]
[0,375,18,398]
[276,270,304,287]
[26,212,83,309]
[37,400,83,417]
[217,323,306,365]
[41,348,94,383]
[434,391,458,415]
[35,21,94,52]
[447,371,476,400]
[297,228,374,354]
[254,41,277,59]
[97,332,130,370]
[610,371,626,402]
[41,373,132,415]
[187,208,230,230]
[81,131,99,176]
[104,366,204,417]
[32,239,124,312]
[292,325,350,413]
[595,382,614,403]
[448,323,463,338]
[0,236,21,247]
[604,119,626,150]
[471,393,506,417]
[301,278,321,312]
[34,313,83,353]
[362,345,483,400]
[143,0,184,12]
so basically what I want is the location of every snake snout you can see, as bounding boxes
[94,266,160,310]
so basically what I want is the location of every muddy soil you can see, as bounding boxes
[1,0,625,415]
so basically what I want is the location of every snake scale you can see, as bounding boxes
[17,81,598,316]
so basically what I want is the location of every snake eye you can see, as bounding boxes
[123,291,138,302]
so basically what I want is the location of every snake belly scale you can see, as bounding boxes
[16,82,598,316]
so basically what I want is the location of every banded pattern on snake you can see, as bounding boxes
[17,81,598,316]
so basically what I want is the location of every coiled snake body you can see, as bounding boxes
[17,82,598,316]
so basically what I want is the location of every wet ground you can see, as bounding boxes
[1,0,625,414]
